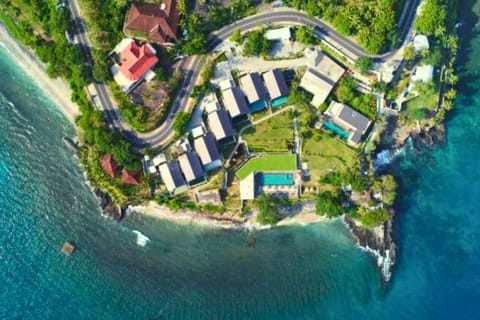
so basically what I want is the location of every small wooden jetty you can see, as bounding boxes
[61,241,75,256]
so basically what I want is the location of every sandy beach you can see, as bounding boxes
[128,200,333,230]
[0,23,80,123]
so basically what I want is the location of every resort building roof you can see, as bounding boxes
[122,168,141,185]
[304,49,345,81]
[191,125,206,139]
[101,153,119,178]
[159,161,188,195]
[264,27,291,41]
[411,64,434,83]
[195,189,223,204]
[325,101,372,145]
[222,87,249,118]
[118,40,158,81]
[262,69,289,100]
[125,1,180,44]
[111,38,158,92]
[178,151,205,184]
[207,109,235,141]
[239,72,267,104]
[300,68,336,107]
[236,154,298,180]
[413,35,429,52]
[194,133,222,170]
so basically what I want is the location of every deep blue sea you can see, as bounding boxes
[2,4,480,319]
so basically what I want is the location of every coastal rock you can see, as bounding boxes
[344,208,396,282]
[94,189,124,221]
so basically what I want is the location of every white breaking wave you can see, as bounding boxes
[132,230,150,247]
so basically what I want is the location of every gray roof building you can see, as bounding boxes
[325,101,372,146]
[222,87,249,118]
[194,133,222,170]
[178,151,205,184]
[262,69,289,100]
[207,109,235,141]
[239,72,267,104]
[159,161,188,195]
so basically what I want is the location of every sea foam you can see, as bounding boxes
[132,230,150,247]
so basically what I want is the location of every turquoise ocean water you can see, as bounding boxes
[2,3,480,319]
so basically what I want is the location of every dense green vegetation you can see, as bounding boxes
[0,0,143,206]
[315,191,344,218]
[172,111,191,138]
[294,26,317,45]
[321,169,369,192]
[179,0,256,55]
[407,0,458,124]
[282,0,399,53]
[254,194,283,225]
[155,193,227,214]
[372,175,398,206]
[358,207,389,228]
[355,57,372,75]
[335,76,377,120]
[242,29,271,57]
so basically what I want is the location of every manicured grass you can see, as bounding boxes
[403,92,438,122]
[236,154,297,180]
[242,110,293,152]
[302,132,357,185]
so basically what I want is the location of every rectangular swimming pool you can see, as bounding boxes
[323,121,349,139]
[271,96,288,108]
[258,173,295,186]
[250,100,267,113]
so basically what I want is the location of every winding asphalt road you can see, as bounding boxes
[69,2,420,149]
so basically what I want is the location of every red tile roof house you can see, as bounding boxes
[124,1,180,45]
[101,153,119,178]
[122,168,142,186]
[110,38,159,93]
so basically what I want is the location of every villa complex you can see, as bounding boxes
[300,48,345,107]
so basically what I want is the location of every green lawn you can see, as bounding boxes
[403,92,438,122]
[242,110,294,152]
[302,132,357,185]
[236,154,298,180]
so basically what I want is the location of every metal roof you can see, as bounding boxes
[222,87,249,118]
[159,161,186,193]
[239,72,267,104]
[178,151,205,183]
[207,109,235,141]
[262,69,289,100]
[194,133,221,166]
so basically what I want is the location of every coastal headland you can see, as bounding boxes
[0,0,459,283]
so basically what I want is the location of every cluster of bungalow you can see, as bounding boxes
[144,128,223,196]
[215,68,291,125]
[142,67,291,199]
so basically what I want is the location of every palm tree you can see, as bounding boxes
[444,88,457,100]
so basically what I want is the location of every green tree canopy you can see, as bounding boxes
[355,57,372,75]
[415,0,447,35]
[315,191,344,218]
[254,194,283,225]
[359,208,389,228]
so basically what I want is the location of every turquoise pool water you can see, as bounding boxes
[258,173,295,186]
[324,120,349,139]
[249,99,267,112]
[271,96,288,108]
